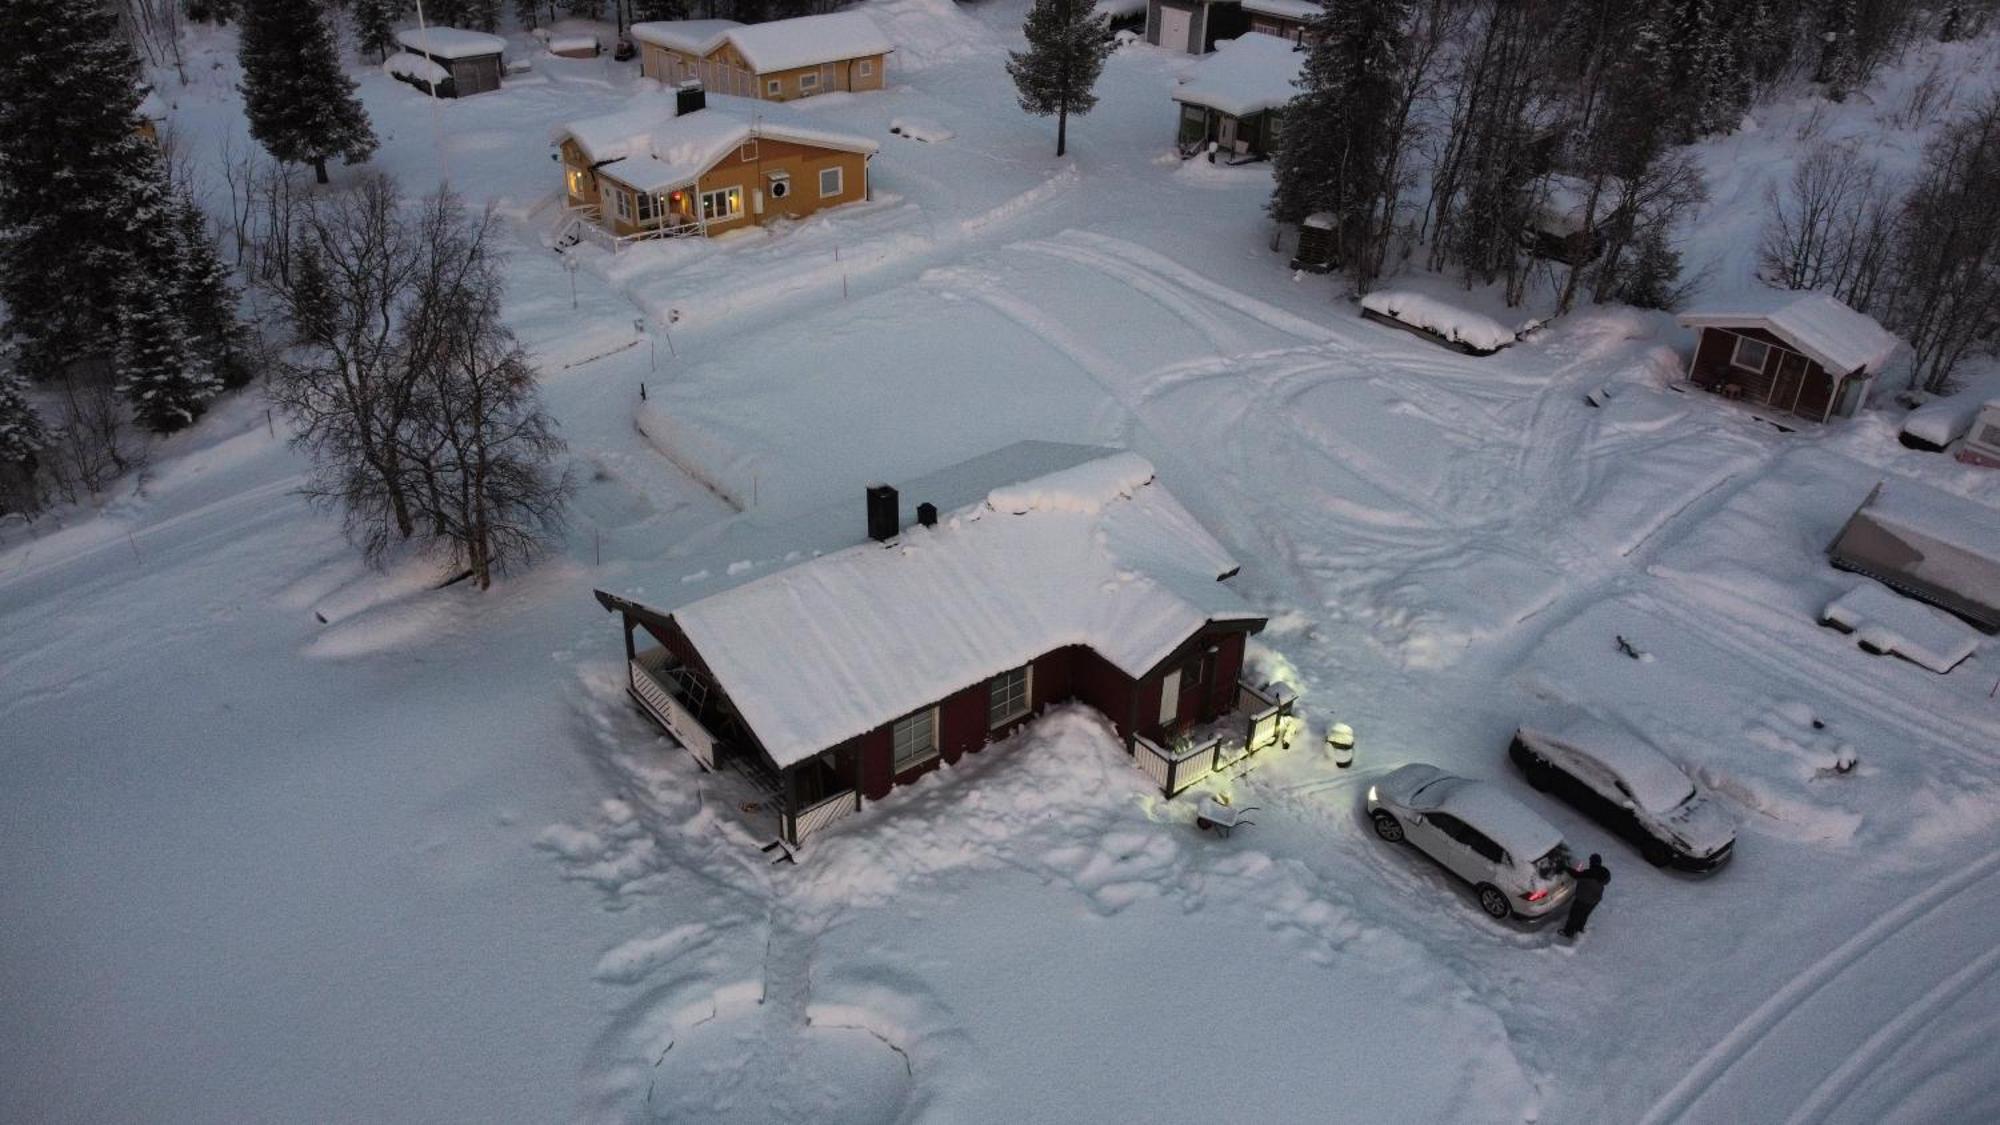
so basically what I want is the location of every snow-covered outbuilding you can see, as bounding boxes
[1241,0,1319,43]
[1678,291,1898,426]
[1171,32,1302,162]
[1827,480,2000,633]
[631,13,891,101]
[592,444,1273,849]
[390,27,506,97]
[1957,400,2000,468]
[1146,0,1246,54]
[552,85,876,245]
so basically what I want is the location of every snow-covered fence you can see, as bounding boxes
[1237,681,1292,753]
[786,789,861,846]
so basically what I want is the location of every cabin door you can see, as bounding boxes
[1158,670,1181,728]
[1157,4,1192,52]
[1770,351,1810,413]
[1217,116,1237,152]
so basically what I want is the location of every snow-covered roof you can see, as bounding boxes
[1171,32,1303,118]
[629,18,743,55]
[396,27,506,59]
[630,13,892,73]
[1532,719,1695,814]
[1822,582,1979,674]
[1900,370,2000,447]
[1241,0,1318,21]
[1852,479,2000,587]
[385,51,450,86]
[1361,290,1518,352]
[554,92,879,195]
[1094,0,1148,17]
[621,450,1262,767]
[1678,290,1898,378]
[1433,781,1565,861]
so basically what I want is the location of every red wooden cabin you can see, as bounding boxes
[1678,291,1897,426]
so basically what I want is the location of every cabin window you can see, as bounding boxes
[565,166,588,199]
[818,166,843,198]
[857,59,873,78]
[699,185,744,221]
[636,191,659,223]
[799,72,819,94]
[1731,335,1770,373]
[988,665,1032,729]
[891,708,938,771]
[740,139,759,161]
[766,78,781,96]
[609,188,633,222]
[1178,103,1208,147]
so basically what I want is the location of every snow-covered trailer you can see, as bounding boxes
[392,28,505,97]
[1898,370,2000,452]
[592,445,1272,852]
[1827,481,2000,633]
[1957,400,2000,468]
[1678,291,1897,427]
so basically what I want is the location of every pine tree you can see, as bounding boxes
[1816,0,1860,100]
[513,0,541,28]
[115,266,221,435]
[1269,0,1410,286]
[463,0,500,31]
[1005,0,1116,157]
[171,190,255,391]
[353,0,403,61]
[630,0,685,20]
[240,0,379,184]
[0,370,47,472]
[426,0,469,25]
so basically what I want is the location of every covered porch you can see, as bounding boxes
[1132,679,1298,797]
[1175,103,1280,162]
[1686,325,1863,426]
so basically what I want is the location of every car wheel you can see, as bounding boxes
[1642,839,1674,867]
[1371,812,1404,843]
[1476,884,1511,920]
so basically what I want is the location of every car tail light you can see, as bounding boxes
[1521,888,1548,903]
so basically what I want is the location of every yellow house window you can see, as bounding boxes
[699,186,743,221]
[565,167,587,198]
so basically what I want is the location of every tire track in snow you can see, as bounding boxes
[1636,852,2000,1125]
[1012,238,1260,355]
[1062,230,1346,344]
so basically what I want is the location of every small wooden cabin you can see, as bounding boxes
[392,27,505,97]
[1146,0,1245,54]
[631,13,891,101]
[1241,0,1318,44]
[1678,292,1897,426]
[1172,32,1301,162]
[554,85,876,245]
[592,445,1275,851]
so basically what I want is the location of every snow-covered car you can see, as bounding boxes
[1365,764,1576,922]
[1509,721,1735,872]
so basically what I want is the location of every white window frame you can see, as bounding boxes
[818,165,843,199]
[891,707,938,772]
[988,665,1033,729]
[798,71,819,93]
[1731,334,1771,373]
[609,187,632,222]
[699,185,743,222]
[857,59,873,78]
[765,77,781,96]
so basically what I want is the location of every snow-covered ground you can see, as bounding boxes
[5,4,1999,1122]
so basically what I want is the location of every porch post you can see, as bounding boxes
[781,765,799,846]
[849,743,864,812]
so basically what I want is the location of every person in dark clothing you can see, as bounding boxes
[1561,854,1611,939]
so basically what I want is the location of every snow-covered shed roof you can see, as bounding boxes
[554,92,879,195]
[396,27,506,59]
[611,449,1263,768]
[1241,0,1319,21]
[630,13,892,73]
[1433,781,1565,861]
[629,19,743,55]
[1171,32,1303,118]
[1679,290,1899,378]
[1094,0,1148,17]
[1361,289,1519,352]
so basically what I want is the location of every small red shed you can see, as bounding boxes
[593,444,1272,851]
[1678,291,1898,426]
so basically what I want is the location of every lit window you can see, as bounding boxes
[988,666,1031,729]
[565,167,587,199]
[699,186,743,221]
[891,708,937,771]
[1731,336,1771,372]
[818,166,843,198]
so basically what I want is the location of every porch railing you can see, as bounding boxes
[1131,680,1298,798]
[784,788,862,847]
[629,646,720,770]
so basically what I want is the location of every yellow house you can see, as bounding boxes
[630,13,891,102]
[553,86,878,243]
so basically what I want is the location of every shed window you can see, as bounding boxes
[766,78,781,96]
[892,708,938,771]
[988,665,1032,729]
[799,72,819,93]
[1731,335,1771,373]
[699,186,743,221]
[858,59,873,78]
[818,166,843,198]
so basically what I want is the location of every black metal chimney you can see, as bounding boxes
[676,82,706,116]
[916,502,937,528]
[866,483,898,541]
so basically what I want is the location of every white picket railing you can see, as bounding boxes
[1133,734,1174,790]
[629,647,719,770]
[788,789,861,846]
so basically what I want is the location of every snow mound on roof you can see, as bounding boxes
[1361,290,1518,352]
[1679,290,1898,377]
[856,0,987,71]
[660,453,1260,767]
[1241,0,1318,19]
[556,92,879,194]
[728,12,892,74]
[985,452,1155,515]
[1094,0,1147,18]
[1853,479,2000,596]
[1172,33,1304,119]
[396,27,505,59]
[1822,583,1979,674]
[385,52,449,87]
[628,19,742,54]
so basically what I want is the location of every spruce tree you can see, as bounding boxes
[1269,0,1409,285]
[171,190,255,390]
[512,0,541,30]
[1005,0,1116,157]
[240,0,379,184]
[115,267,221,435]
[463,0,500,31]
[630,0,686,21]
[353,0,403,61]
[0,370,47,477]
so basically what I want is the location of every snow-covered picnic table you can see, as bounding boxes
[1820,582,1979,674]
